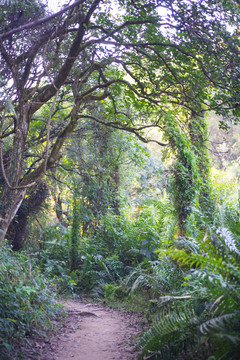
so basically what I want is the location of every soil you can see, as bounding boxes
[28,299,144,360]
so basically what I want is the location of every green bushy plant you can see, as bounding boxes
[136,298,209,360]
[136,211,240,360]
[125,258,184,299]
[103,283,128,301]
[93,212,142,265]
[93,199,174,263]
[78,254,125,295]
[134,199,174,260]
[34,224,80,295]
[0,243,62,359]
[65,199,176,297]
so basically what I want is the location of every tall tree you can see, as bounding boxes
[0,0,239,243]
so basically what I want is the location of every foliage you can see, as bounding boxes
[79,254,125,297]
[208,113,240,172]
[103,283,128,302]
[91,212,143,266]
[0,242,62,359]
[136,205,240,360]
[163,113,216,234]
[0,0,46,30]
[137,290,240,360]
[136,300,202,360]
[125,258,184,299]
[189,116,215,220]
[64,122,144,233]
[37,199,173,296]
[164,116,199,233]
[0,3,239,359]
[70,185,81,271]
[33,224,77,295]
[0,0,240,242]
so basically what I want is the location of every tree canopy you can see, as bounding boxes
[0,0,240,242]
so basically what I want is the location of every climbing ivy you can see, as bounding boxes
[164,116,199,234]
[189,116,215,222]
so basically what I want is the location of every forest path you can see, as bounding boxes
[39,299,142,360]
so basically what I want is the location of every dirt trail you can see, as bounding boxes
[38,300,142,360]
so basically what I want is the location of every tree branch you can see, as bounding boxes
[0,0,85,41]
[79,114,168,146]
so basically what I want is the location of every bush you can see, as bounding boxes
[34,225,79,295]
[103,283,128,301]
[125,258,184,299]
[136,219,240,360]
[0,243,62,359]
[93,212,143,265]
[78,254,125,294]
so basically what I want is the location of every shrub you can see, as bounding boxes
[125,258,184,299]
[78,254,125,294]
[136,220,240,360]
[0,243,62,359]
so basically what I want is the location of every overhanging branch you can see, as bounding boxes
[79,114,168,146]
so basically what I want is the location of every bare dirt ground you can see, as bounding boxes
[31,299,144,360]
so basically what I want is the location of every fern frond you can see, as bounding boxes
[199,312,240,359]
[217,227,240,255]
[199,313,235,335]
[130,274,149,295]
[161,248,240,283]
[136,302,198,359]
[173,236,200,253]
[209,295,224,317]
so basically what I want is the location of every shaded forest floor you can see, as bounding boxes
[25,299,144,360]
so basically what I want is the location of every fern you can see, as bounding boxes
[200,313,235,335]
[161,239,240,283]
[153,213,240,359]
[125,259,184,297]
[137,297,240,360]
[136,302,199,359]
[216,227,240,256]
[200,312,240,360]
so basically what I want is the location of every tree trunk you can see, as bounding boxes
[6,181,48,250]
[0,188,26,243]
[0,98,80,246]
[0,107,29,244]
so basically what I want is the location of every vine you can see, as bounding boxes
[165,116,199,235]
[189,115,215,221]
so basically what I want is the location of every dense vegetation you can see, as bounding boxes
[0,0,240,359]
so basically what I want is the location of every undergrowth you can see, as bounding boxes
[0,242,63,359]
[135,205,240,360]
[16,197,240,360]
